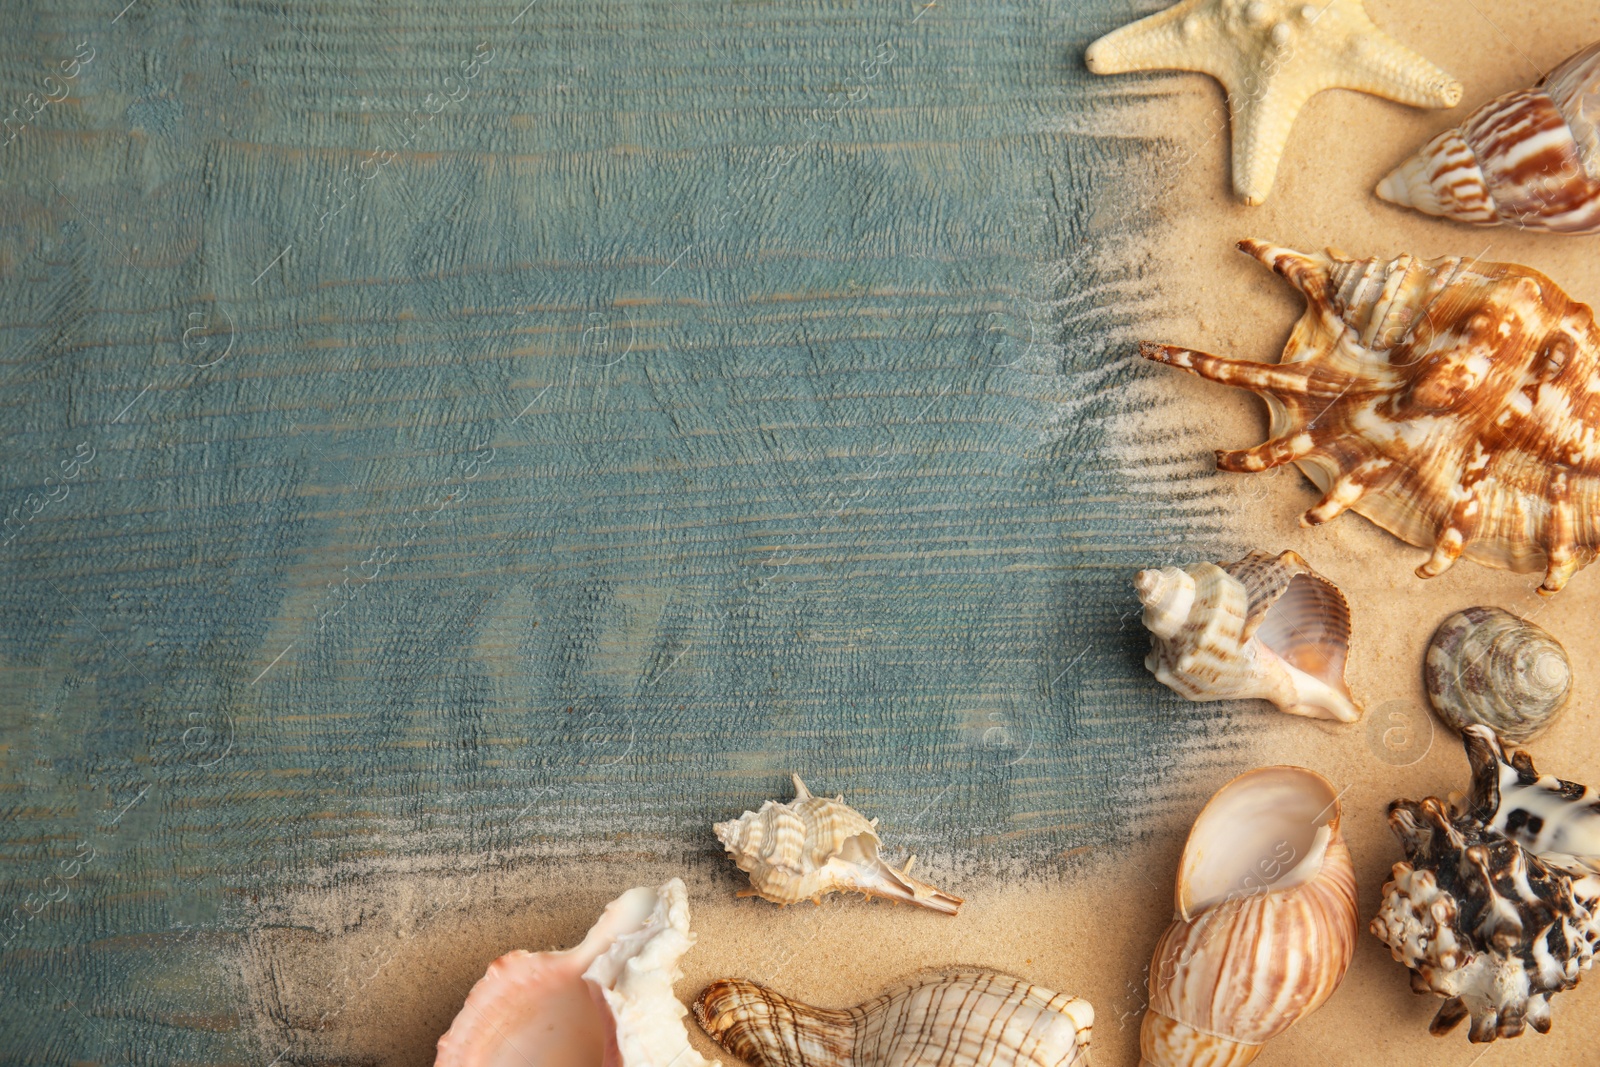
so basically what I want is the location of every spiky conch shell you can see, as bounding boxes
[693,970,1093,1067]
[1135,549,1360,721]
[1370,763,1600,1042]
[1424,607,1572,742]
[433,878,718,1067]
[713,774,963,914]
[1378,41,1600,234]
[1140,767,1358,1067]
[1142,239,1600,594]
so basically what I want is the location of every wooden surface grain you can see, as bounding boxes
[0,0,1254,1059]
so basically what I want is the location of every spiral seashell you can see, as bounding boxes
[1425,607,1571,742]
[1140,766,1359,1067]
[1460,724,1600,879]
[1378,41,1600,234]
[694,971,1093,1067]
[714,774,963,914]
[1371,779,1600,1041]
[1143,240,1600,594]
[1135,549,1361,721]
[434,879,718,1067]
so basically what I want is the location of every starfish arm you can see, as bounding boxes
[1085,0,1227,79]
[1227,75,1320,205]
[1326,26,1462,109]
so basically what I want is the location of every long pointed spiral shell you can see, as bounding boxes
[694,971,1094,1067]
[1135,549,1360,721]
[1142,239,1600,594]
[713,774,963,914]
[1378,41,1600,233]
[1425,607,1571,741]
[1141,767,1358,1067]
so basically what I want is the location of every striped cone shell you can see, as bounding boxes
[1140,767,1359,1067]
[1378,41,1600,233]
[694,971,1094,1067]
[1143,240,1600,594]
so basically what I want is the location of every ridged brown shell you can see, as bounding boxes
[1378,41,1600,234]
[1425,607,1571,742]
[1143,240,1600,594]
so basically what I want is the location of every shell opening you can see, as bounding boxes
[1177,767,1340,920]
[1255,573,1353,695]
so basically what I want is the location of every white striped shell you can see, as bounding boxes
[1378,41,1600,233]
[695,971,1093,1067]
[434,879,717,1067]
[1135,549,1361,721]
[1460,725,1600,879]
[1141,766,1359,1067]
[1425,607,1572,742]
[714,774,963,914]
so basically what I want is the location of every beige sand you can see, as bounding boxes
[245,3,1600,1063]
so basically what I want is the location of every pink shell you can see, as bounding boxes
[434,880,714,1067]
[1378,41,1600,233]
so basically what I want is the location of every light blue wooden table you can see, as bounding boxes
[0,0,1239,1060]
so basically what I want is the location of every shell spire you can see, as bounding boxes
[713,776,963,914]
[694,971,1094,1067]
[1425,608,1572,742]
[1142,240,1600,594]
[1378,41,1600,234]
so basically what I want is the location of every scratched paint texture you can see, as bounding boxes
[0,0,1244,1061]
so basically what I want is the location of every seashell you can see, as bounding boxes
[1135,549,1361,721]
[1370,787,1600,1041]
[1378,41,1600,234]
[1142,239,1600,594]
[1084,0,1461,205]
[1459,724,1600,879]
[1425,607,1572,742]
[714,774,963,914]
[693,970,1094,1067]
[434,878,718,1067]
[1141,766,1359,1067]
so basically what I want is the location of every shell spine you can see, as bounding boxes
[1142,239,1600,594]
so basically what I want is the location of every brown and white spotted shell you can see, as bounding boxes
[1142,239,1600,594]
[1378,41,1600,234]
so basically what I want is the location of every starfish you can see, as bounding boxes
[1085,0,1462,204]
